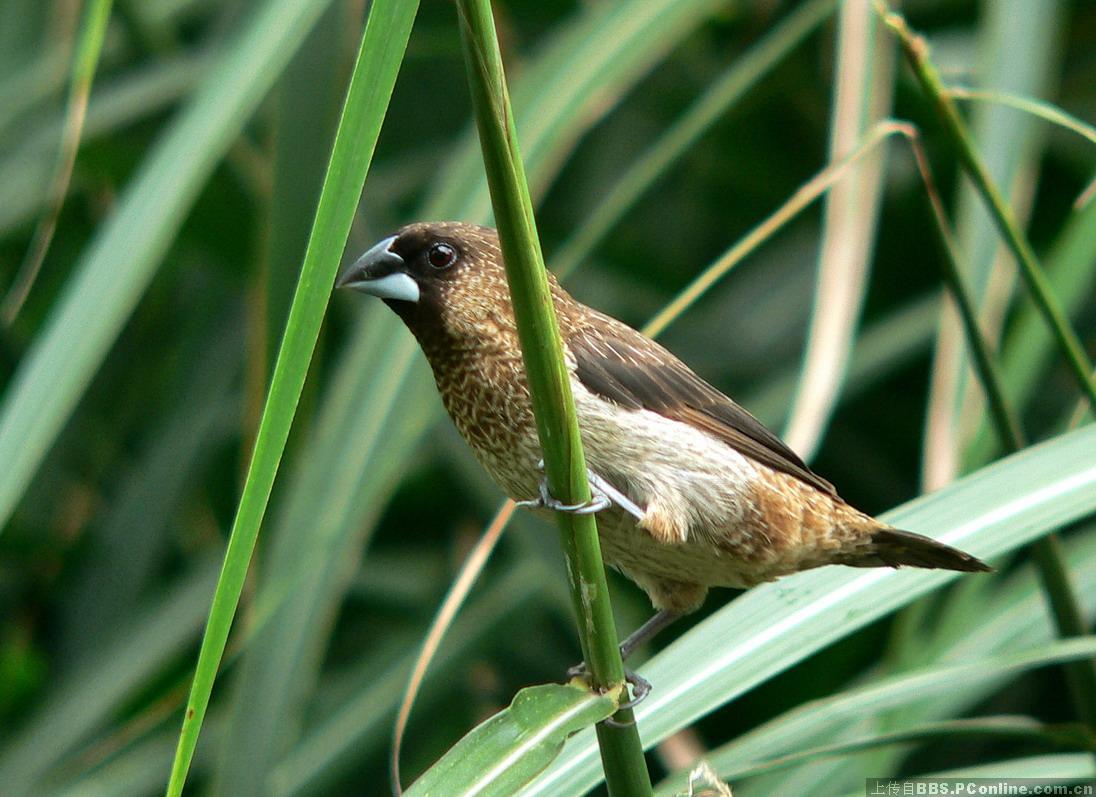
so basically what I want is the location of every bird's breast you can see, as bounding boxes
[429,344,544,499]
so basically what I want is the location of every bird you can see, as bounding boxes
[337,221,990,675]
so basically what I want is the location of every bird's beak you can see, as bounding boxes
[336,235,420,303]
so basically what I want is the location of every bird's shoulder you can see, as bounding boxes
[563,308,837,498]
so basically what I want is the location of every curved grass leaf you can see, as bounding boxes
[1,0,113,323]
[406,683,617,797]
[516,423,1096,795]
[654,638,1096,794]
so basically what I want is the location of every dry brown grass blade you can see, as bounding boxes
[644,120,914,339]
[923,169,1039,491]
[390,500,516,795]
[783,0,893,461]
[2,0,113,325]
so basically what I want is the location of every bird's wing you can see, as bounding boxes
[568,314,837,497]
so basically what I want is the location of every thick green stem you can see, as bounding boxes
[903,57,1096,730]
[455,2,652,794]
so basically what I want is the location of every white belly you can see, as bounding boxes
[572,378,763,548]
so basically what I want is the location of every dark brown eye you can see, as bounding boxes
[427,243,456,269]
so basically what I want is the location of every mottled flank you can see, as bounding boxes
[356,221,990,615]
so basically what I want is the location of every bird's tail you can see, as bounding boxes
[849,526,992,573]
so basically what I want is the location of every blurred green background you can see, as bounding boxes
[1,0,1094,794]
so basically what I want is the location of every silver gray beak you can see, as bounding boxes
[336,235,419,303]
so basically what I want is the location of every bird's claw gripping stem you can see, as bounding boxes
[516,460,645,521]
[516,476,611,514]
[568,661,651,724]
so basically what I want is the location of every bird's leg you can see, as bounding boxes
[516,460,644,520]
[515,475,610,514]
[618,608,682,660]
[585,469,644,521]
[566,609,681,713]
[567,609,681,674]
[567,664,652,716]
[519,460,664,713]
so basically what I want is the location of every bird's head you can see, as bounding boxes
[337,221,533,345]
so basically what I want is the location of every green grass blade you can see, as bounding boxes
[884,3,1096,728]
[0,0,341,532]
[903,9,1096,409]
[164,2,419,793]
[907,0,1075,487]
[518,424,1096,795]
[406,684,617,797]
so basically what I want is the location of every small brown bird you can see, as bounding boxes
[338,221,989,668]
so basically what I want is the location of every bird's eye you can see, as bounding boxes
[427,243,457,269]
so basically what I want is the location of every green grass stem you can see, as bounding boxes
[902,78,1096,730]
[455,0,652,793]
[880,3,1096,410]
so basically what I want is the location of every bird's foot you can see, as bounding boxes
[515,475,611,514]
[567,661,651,722]
[516,461,644,521]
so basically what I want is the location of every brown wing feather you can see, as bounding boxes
[568,312,837,497]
